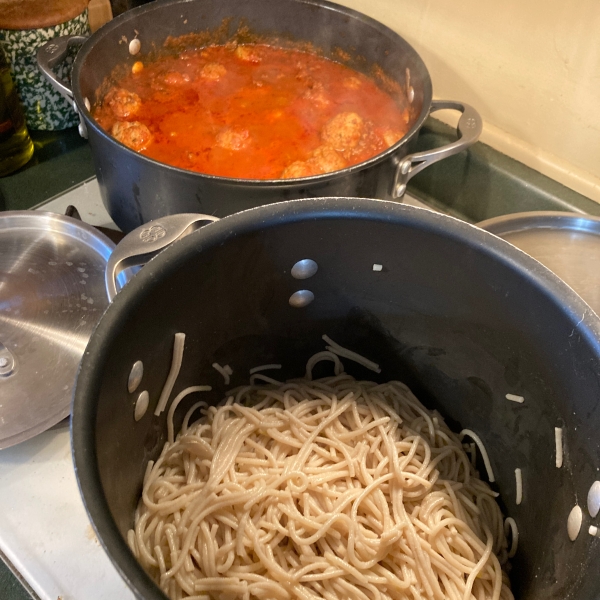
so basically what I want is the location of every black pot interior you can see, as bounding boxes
[73,0,431,143]
[73,199,600,600]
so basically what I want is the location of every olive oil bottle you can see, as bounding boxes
[0,48,34,176]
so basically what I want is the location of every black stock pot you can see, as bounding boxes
[73,198,600,600]
[38,0,481,232]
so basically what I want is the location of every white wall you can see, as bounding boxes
[334,0,600,202]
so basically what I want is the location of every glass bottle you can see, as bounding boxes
[0,47,34,176]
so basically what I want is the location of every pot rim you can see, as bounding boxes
[72,197,600,600]
[71,0,432,186]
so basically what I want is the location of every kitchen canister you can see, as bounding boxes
[0,0,90,130]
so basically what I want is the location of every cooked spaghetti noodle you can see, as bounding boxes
[128,355,514,600]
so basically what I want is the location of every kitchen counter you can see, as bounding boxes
[0,128,96,212]
[0,418,136,600]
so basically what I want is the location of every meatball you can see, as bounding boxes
[341,121,391,163]
[111,121,152,152]
[281,161,314,179]
[215,128,250,151]
[382,129,403,147]
[234,45,261,63]
[280,146,346,179]
[321,112,364,152]
[200,63,227,81]
[308,146,346,174]
[105,88,141,118]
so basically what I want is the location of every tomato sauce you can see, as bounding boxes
[93,44,410,180]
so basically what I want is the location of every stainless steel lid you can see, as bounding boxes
[0,211,114,449]
[478,211,600,316]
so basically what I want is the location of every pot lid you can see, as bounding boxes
[0,211,114,449]
[478,211,600,316]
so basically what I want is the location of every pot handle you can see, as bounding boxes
[37,35,88,101]
[37,35,89,137]
[393,100,482,198]
[106,213,220,301]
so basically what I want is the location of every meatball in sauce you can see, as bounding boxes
[111,121,152,151]
[321,112,364,153]
[105,88,141,118]
[92,44,409,178]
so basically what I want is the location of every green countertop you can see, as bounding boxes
[0,127,96,212]
[408,119,600,220]
[0,552,35,600]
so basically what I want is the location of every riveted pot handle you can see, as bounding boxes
[37,35,89,138]
[37,35,88,101]
[106,213,220,301]
[393,101,482,198]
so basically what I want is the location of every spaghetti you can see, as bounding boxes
[212,363,232,385]
[155,333,186,416]
[554,427,563,469]
[129,355,513,600]
[322,335,382,373]
[459,429,496,483]
[514,469,523,506]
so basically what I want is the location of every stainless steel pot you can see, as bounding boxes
[37,0,482,233]
[73,198,600,600]
[478,211,600,317]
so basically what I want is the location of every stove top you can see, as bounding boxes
[0,421,135,600]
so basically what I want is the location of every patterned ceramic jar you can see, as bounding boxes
[0,0,90,130]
